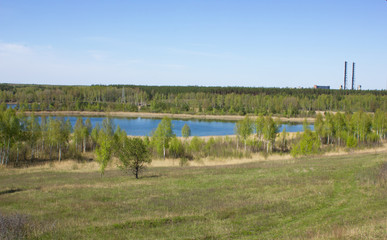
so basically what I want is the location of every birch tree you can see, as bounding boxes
[152,117,174,159]
[235,116,253,151]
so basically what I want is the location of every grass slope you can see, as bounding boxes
[0,153,386,239]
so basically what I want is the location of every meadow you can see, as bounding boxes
[1,151,386,239]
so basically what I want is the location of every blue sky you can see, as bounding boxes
[0,0,386,89]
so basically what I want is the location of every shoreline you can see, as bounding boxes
[23,110,316,123]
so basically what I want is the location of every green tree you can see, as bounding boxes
[26,113,41,160]
[47,118,70,161]
[351,111,371,143]
[169,137,184,158]
[47,117,57,161]
[39,116,48,159]
[57,118,71,161]
[323,113,335,144]
[95,126,114,175]
[85,118,93,134]
[152,117,174,159]
[73,117,85,152]
[90,123,100,151]
[114,125,127,149]
[81,124,90,153]
[262,116,278,153]
[279,127,288,151]
[0,109,22,165]
[181,124,191,139]
[117,137,151,179]
[373,109,386,140]
[235,116,253,151]
[255,115,265,141]
[102,117,115,137]
[333,112,347,146]
[291,124,321,157]
[314,113,324,142]
[84,118,93,151]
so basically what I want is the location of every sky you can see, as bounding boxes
[0,0,386,89]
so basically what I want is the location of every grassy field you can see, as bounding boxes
[1,152,386,239]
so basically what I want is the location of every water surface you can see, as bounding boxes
[36,116,314,136]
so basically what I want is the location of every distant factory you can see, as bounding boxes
[314,85,330,90]
[314,61,361,90]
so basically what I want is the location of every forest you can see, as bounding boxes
[1,84,386,117]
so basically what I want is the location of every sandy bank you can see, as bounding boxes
[24,110,315,123]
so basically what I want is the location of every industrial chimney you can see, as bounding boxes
[344,61,348,90]
[351,62,355,90]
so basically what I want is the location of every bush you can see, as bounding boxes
[189,136,203,153]
[169,137,185,158]
[247,138,262,152]
[346,135,357,148]
[204,137,216,156]
[291,129,321,157]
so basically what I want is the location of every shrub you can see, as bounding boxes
[189,136,203,153]
[291,129,321,157]
[169,137,185,158]
[346,135,357,148]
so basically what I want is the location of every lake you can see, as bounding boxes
[36,116,314,137]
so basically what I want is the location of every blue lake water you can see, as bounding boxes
[6,104,17,109]
[36,116,314,136]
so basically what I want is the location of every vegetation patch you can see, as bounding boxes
[1,152,386,239]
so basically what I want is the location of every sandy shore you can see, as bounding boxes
[24,110,316,123]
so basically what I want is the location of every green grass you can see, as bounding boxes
[1,152,386,239]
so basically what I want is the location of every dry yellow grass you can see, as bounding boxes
[150,153,294,167]
[311,219,387,239]
[4,142,384,173]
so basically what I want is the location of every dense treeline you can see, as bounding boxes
[233,112,386,157]
[291,110,386,156]
[1,84,386,117]
[1,106,385,171]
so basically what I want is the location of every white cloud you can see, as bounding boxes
[0,42,32,55]
[0,41,187,85]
